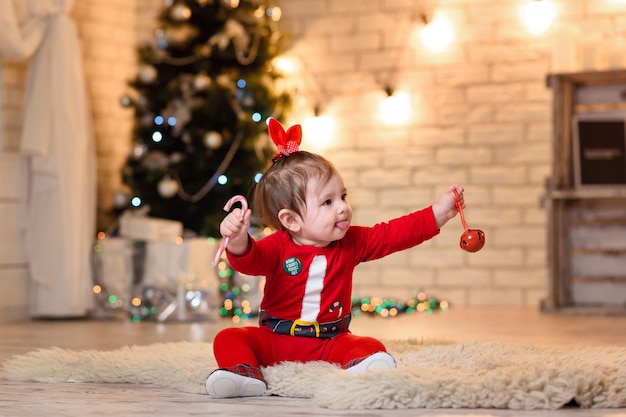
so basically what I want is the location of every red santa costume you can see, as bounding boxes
[212,206,440,369]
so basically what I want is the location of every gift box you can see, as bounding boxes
[91,237,135,316]
[92,237,222,322]
[119,211,182,242]
[131,237,221,322]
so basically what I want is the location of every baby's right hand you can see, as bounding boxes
[219,208,252,257]
[220,208,251,239]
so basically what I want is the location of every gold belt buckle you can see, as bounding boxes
[290,319,320,337]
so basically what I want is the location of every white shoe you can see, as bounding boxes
[205,367,267,398]
[345,352,396,374]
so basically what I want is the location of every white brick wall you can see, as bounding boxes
[271,0,626,308]
[3,0,626,320]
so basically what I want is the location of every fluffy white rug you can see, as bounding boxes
[1,339,625,410]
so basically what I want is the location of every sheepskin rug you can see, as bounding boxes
[1,339,625,410]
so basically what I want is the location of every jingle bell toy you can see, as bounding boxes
[460,228,485,253]
[454,190,485,253]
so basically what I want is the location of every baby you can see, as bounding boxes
[206,119,463,398]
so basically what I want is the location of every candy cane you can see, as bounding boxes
[212,195,249,266]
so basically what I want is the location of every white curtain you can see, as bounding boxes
[0,0,96,317]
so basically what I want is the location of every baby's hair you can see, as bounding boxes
[253,151,338,230]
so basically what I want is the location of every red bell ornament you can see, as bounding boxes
[460,228,485,252]
[454,190,485,253]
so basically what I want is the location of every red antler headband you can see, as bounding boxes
[268,118,302,160]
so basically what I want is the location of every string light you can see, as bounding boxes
[351,292,449,317]
[303,113,335,151]
[272,55,298,75]
[418,11,454,52]
[379,89,411,125]
[267,6,282,22]
[520,0,556,35]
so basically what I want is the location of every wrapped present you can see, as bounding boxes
[119,211,182,242]
[91,237,135,314]
[141,238,217,288]
[132,238,221,322]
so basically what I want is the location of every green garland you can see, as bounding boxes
[350,293,450,317]
[218,288,450,322]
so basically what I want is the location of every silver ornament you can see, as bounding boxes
[170,152,184,164]
[204,131,223,149]
[194,72,211,90]
[113,190,129,209]
[158,175,179,199]
[119,94,132,107]
[141,151,170,169]
[138,65,157,84]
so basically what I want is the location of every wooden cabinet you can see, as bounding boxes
[545,70,626,314]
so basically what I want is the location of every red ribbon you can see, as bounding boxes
[268,118,302,159]
[453,189,469,231]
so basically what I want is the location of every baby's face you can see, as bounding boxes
[293,173,352,247]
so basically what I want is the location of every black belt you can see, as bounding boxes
[259,310,351,339]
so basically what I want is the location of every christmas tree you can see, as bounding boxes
[120,0,290,237]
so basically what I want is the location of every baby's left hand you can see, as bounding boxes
[433,185,464,228]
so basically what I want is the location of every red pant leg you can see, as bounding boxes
[325,333,388,367]
[212,326,275,368]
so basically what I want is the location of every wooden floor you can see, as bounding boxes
[1,307,626,417]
